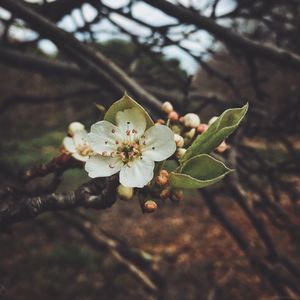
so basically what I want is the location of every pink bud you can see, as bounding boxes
[168,111,179,121]
[197,123,208,133]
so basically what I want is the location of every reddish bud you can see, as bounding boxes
[156,119,165,125]
[144,200,158,213]
[197,123,208,133]
[168,111,179,121]
[160,189,170,200]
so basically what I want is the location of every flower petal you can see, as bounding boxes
[72,152,89,162]
[88,121,124,154]
[141,124,176,161]
[63,137,76,153]
[85,155,123,178]
[73,129,88,147]
[119,157,154,188]
[116,107,146,141]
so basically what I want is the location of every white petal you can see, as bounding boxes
[63,137,76,153]
[72,152,89,162]
[88,121,123,154]
[119,157,154,188]
[141,125,176,162]
[116,107,146,141]
[85,155,123,178]
[73,129,88,147]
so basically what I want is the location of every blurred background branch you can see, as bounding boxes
[0,0,299,299]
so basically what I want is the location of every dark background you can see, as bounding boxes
[0,1,299,299]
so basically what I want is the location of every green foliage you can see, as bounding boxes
[170,104,248,189]
[104,92,154,129]
[170,154,232,189]
[181,103,248,164]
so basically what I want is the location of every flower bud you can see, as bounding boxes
[183,113,200,128]
[197,123,208,133]
[156,119,165,125]
[216,141,229,153]
[208,116,218,126]
[160,169,169,177]
[185,128,196,139]
[168,111,179,121]
[156,175,169,186]
[171,190,184,202]
[174,134,184,148]
[117,184,134,200]
[68,122,85,136]
[171,125,182,134]
[176,148,187,159]
[160,188,170,200]
[162,101,174,113]
[144,200,158,213]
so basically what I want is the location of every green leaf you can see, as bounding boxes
[104,92,154,129]
[181,103,248,163]
[169,154,232,189]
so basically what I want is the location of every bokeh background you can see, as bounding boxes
[0,1,299,299]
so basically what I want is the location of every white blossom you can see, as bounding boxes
[85,107,176,188]
[63,129,92,162]
[183,113,200,128]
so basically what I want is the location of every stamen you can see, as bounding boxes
[109,163,114,169]
[115,140,119,144]
[112,129,115,133]
[126,130,131,136]
[132,129,137,134]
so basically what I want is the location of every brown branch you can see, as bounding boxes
[0,0,163,113]
[58,213,162,294]
[0,176,119,228]
[144,0,300,70]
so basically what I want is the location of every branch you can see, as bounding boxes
[144,0,300,70]
[0,176,119,228]
[58,213,162,294]
[0,0,163,113]
[0,46,86,79]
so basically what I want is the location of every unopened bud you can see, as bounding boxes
[185,128,196,139]
[68,122,85,136]
[171,125,182,134]
[156,119,165,125]
[168,111,179,121]
[174,134,184,148]
[117,184,134,200]
[208,116,218,126]
[162,101,174,113]
[216,141,229,153]
[183,113,200,128]
[160,189,170,200]
[144,200,158,213]
[197,123,208,133]
[160,169,169,177]
[171,190,184,202]
[176,148,187,159]
[156,175,169,186]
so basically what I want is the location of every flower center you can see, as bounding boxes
[118,142,141,164]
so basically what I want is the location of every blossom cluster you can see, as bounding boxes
[60,96,234,212]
